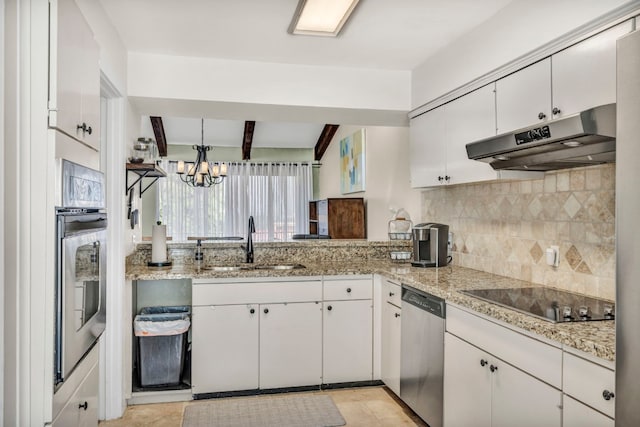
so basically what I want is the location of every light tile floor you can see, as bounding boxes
[99,386,428,427]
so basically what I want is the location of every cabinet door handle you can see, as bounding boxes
[480,359,488,367]
[444,175,450,182]
[76,123,93,135]
[394,313,400,318]
[346,288,352,293]
[327,305,333,311]
[263,308,269,314]
[389,292,395,297]
[490,364,498,372]
[78,401,88,411]
[602,390,615,401]
[249,308,255,314]
[438,176,444,182]
[538,112,546,120]
[552,107,561,115]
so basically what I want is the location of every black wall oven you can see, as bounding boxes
[55,160,107,387]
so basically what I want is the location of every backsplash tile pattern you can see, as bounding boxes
[128,240,411,267]
[421,164,615,299]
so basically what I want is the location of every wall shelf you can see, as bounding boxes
[126,163,166,197]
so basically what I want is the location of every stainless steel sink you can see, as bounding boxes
[200,263,305,271]
[201,265,253,271]
[254,264,306,270]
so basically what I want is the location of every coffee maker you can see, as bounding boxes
[411,223,449,267]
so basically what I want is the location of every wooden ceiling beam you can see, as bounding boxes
[314,124,339,161]
[149,116,168,157]
[242,121,256,160]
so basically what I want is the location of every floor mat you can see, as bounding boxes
[182,393,346,427]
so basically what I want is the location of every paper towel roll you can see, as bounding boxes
[151,222,167,263]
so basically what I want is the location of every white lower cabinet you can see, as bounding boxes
[192,276,375,394]
[444,333,561,427]
[323,299,373,384]
[191,304,259,394]
[563,395,614,427]
[192,278,323,395]
[444,333,492,427]
[260,302,322,389]
[52,359,98,427]
[322,276,374,384]
[381,279,401,396]
[444,305,562,427]
[562,350,615,425]
[192,300,322,394]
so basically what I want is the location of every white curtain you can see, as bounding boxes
[158,161,312,242]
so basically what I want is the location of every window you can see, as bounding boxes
[157,161,312,242]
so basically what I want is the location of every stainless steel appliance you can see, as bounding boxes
[55,160,107,386]
[400,286,445,427]
[461,287,615,323]
[616,29,640,426]
[466,103,616,171]
[411,223,449,267]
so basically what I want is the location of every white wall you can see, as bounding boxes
[0,0,5,423]
[128,52,411,112]
[412,0,632,108]
[77,0,128,95]
[318,125,421,241]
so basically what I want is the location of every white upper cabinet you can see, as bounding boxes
[552,20,633,118]
[49,0,101,151]
[495,19,632,134]
[410,105,447,188]
[446,84,497,185]
[496,58,552,134]
[410,84,535,188]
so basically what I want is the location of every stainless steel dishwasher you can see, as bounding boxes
[400,285,445,427]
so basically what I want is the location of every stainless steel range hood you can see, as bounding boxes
[466,104,616,171]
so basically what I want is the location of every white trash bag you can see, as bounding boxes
[134,313,190,337]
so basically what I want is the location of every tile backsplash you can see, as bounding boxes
[422,164,615,300]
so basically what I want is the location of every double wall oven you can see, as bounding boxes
[55,160,107,387]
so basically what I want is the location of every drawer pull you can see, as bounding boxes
[346,288,352,293]
[249,308,255,314]
[263,308,269,314]
[78,401,88,411]
[327,305,333,311]
[602,390,615,401]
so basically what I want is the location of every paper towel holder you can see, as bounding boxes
[148,221,173,267]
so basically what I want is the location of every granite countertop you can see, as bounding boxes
[126,261,615,361]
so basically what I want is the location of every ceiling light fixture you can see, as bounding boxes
[176,118,227,187]
[288,0,361,37]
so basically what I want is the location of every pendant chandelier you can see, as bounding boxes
[176,118,227,187]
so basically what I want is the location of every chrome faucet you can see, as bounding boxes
[245,216,255,263]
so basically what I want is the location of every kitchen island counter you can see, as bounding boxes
[126,261,615,361]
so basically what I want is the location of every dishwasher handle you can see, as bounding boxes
[401,285,446,318]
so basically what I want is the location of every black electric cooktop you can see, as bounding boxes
[460,287,615,323]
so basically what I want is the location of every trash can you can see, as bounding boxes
[139,305,191,316]
[134,307,190,387]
